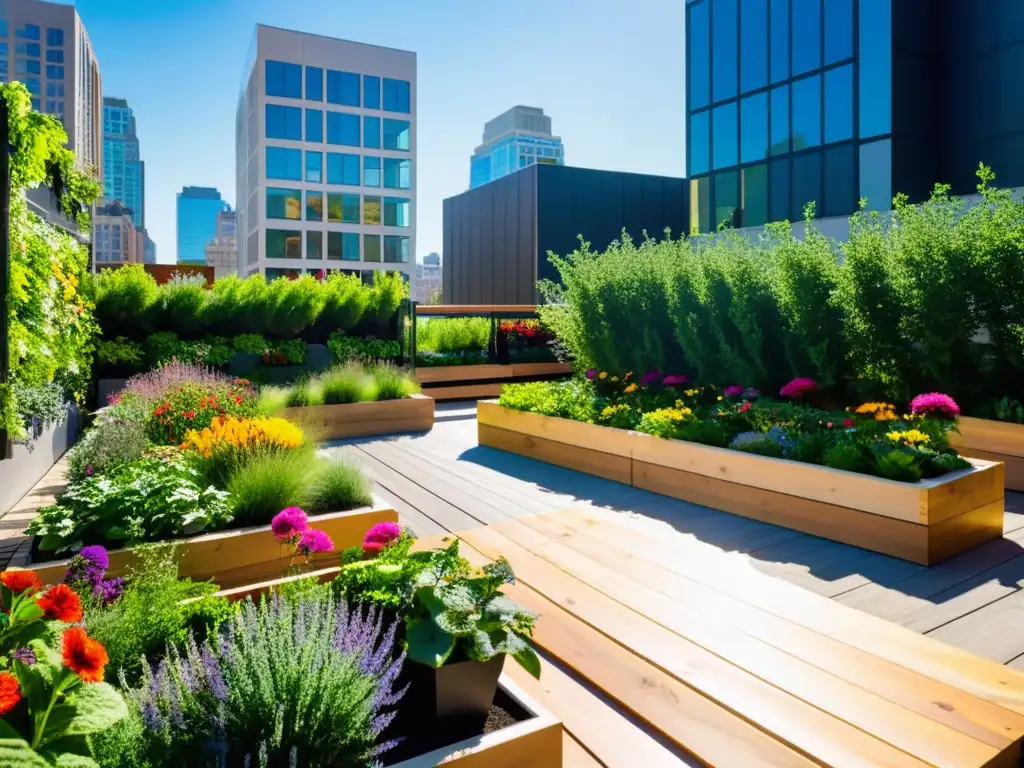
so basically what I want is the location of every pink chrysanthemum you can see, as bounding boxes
[723,384,745,398]
[662,374,689,386]
[362,521,402,554]
[639,370,662,387]
[584,368,598,381]
[910,392,960,420]
[271,507,309,543]
[779,378,818,398]
[296,528,334,556]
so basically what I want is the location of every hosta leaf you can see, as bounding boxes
[436,582,477,613]
[434,609,480,636]
[59,682,128,736]
[405,618,455,668]
[0,738,49,768]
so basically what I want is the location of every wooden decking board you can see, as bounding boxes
[926,589,1024,665]
[518,512,1024,752]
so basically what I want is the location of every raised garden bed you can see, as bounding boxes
[950,416,1024,491]
[0,405,80,517]
[281,393,435,440]
[416,363,573,402]
[27,500,397,588]
[477,401,1005,565]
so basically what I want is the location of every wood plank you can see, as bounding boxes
[926,589,1024,665]
[929,502,1007,563]
[926,461,1005,526]
[458,526,933,768]
[552,508,1024,718]
[417,304,539,315]
[281,394,434,440]
[561,731,604,768]
[518,512,1024,752]
[416,365,516,384]
[957,447,1024,493]
[509,362,573,377]
[953,418,1024,459]
[477,401,638,460]
[425,383,504,401]
[479,424,632,486]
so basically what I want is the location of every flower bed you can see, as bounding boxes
[480,377,1005,564]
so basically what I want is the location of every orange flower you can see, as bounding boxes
[62,628,108,683]
[0,569,42,593]
[0,672,21,714]
[36,584,83,623]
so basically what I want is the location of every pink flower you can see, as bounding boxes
[780,378,818,398]
[296,528,334,556]
[737,402,752,413]
[85,465,94,477]
[723,384,744,398]
[909,392,960,420]
[363,521,402,554]
[661,374,689,386]
[271,507,309,543]
[639,370,662,387]
[585,368,598,381]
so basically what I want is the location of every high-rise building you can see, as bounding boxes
[206,209,239,279]
[685,0,1024,234]
[93,201,139,266]
[0,0,102,171]
[469,106,564,189]
[102,96,145,229]
[414,251,441,304]
[137,227,157,264]
[236,24,416,288]
[176,186,229,264]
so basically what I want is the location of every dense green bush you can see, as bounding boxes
[416,317,491,353]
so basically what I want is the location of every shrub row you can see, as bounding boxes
[539,167,1024,416]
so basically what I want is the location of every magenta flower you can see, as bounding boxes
[910,392,960,420]
[640,370,662,387]
[12,648,36,666]
[271,507,309,543]
[85,465,94,477]
[79,545,109,570]
[297,528,334,556]
[662,374,689,387]
[780,377,818,398]
[723,384,745,398]
[363,521,402,554]
[585,368,598,381]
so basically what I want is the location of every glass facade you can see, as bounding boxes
[102,98,145,229]
[686,0,893,230]
[468,134,564,189]
[177,187,229,263]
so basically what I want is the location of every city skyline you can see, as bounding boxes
[49,0,685,265]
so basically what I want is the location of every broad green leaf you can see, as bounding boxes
[0,738,49,768]
[51,754,99,768]
[434,610,479,637]
[60,682,128,736]
[513,644,542,679]
[405,618,455,668]
[414,586,446,619]
[0,720,23,741]
[436,583,477,613]
[38,734,96,767]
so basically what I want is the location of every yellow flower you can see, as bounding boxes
[887,429,930,447]
[180,416,304,458]
[717,396,723,401]
[624,372,633,381]
[675,399,685,409]
[611,376,619,382]
[598,372,607,380]
[684,388,700,397]
[624,383,638,394]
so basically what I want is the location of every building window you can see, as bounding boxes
[265,104,302,141]
[740,0,767,94]
[383,197,410,227]
[326,153,360,185]
[304,109,323,143]
[859,0,891,138]
[740,92,768,163]
[16,42,40,56]
[364,157,381,187]
[824,0,853,65]
[16,59,41,76]
[689,110,709,176]
[690,176,710,234]
[327,193,359,223]
[46,28,62,46]
[305,151,323,183]
[305,191,323,221]
[382,79,411,113]
[307,231,323,260]
[792,0,821,76]
[16,24,40,40]
[364,116,380,149]
[267,188,302,220]
[770,0,789,83]
[266,146,302,180]
[382,119,410,151]
[688,0,710,110]
[859,138,892,211]
[770,157,790,222]
[824,65,853,144]
[306,66,323,101]
[741,164,769,227]
[266,229,302,259]
[45,49,63,63]
[265,60,302,98]
[327,70,360,106]
[383,158,410,189]
[364,234,381,263]
[823,143,855,217]
[327,231,342,260]
[714,170,739,228]
[770,85,789,155]
[363,196,381,225]
[383,235,410,264]
[47,82,63,97]
[363,75,380,109]
[327,111,360,146]
[0,21,7,37]
[712,0,737,102]
[792,74,821,148]
[45,65,63,79]
[342,233,360,260]
[791,151,822,220]
[712,102,737,169]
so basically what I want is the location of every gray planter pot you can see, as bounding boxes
[0,404,80,517]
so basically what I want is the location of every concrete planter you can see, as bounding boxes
[0,405,80,517]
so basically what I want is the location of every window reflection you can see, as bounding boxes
[824,65,853,144]
[740,92,768,163]
[792,0,821,75]
[714,170,740,229]
[823,144,855,217]
[824,0,853,64]
[770,86,789,155]
[690,176,711,234]
[327,231,343,261]
[742,164,769,227]
[859,0,892,138]
[265,105,301,141]
[383,197,410,227]
[712,102,738,169]
[327,153,360,186]
[384,235,410,263]
[689,0,710,109]
[791,74,821,149]
[327,70,360,106]
[305,191,323,221]
[343,233,360,261]
[267,188,301,220]
[740,0,768,94]
[266,147,302,180]
[382,79,411,112]
[265,60,302,99]
[306,231,323,260]
[791,151,821,220]
[266,229,301,259]
[363,196,382,225]
[364,234,382,263]
[306,67,323,101]
[364,116,381,149]
[327,112,360,146]
[689,110,710,176]
[306,109,323,143]
[305,151,322,183]
[364,76,381,110]
[713,0,738,101]
[383,119,410,151]
[770,0,789,83]
[770,157,790,222]
[859,138,892,211]
[383,158,410,189]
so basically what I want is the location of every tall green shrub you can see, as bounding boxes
[152,272,208,335]
[93,265,159,336]
[265,273,324,336]
[316,273,371,334]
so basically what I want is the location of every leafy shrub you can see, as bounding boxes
[145,378,259,445]
[327,331,401,363]
[257,385,291,415]
[307,459,374,511]
[66,418,148,482]
[232,332,268,354]
[416,317,491,354]
[265,274,325,336]
[97,337,145,367]
[28,452,235,554]
[12,381,66,430]
[93,264,158,336]
[152,272,208,335]
[319,365,375,404]
[317,273,372,335]
[262,338,307,366]
[285,377,325,407]
[181,416,307,486]
[226,448,314,526]
[372,364,419,400]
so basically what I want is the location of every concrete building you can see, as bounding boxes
[236,24,416,288]
[93,201,139,266]
[138,228,156,263]
[177,186,229,264]
[444,164,687,304]
[205,239,239,280]
[102,96,144,229]
[414,251,441,304]
[216,209,237,240]
[469,106,564,189]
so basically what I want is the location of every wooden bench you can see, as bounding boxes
[446,510,1024,767]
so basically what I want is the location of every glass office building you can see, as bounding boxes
[469,106,564,189]
[686,0,1024,233]
[103,97,145,230]
[177,187,229,264]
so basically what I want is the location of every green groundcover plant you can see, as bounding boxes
[260,363,419,412]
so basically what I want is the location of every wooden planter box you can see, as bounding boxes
[477,401,1005,565]
[416,363,572,402]
[28,500,397,588]
[949,416,1024,491]
[281,394,434,440]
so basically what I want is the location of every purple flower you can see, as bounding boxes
[723,384,745,398]
[780,377,818,398]
[662,374,689,387]
[96,577,124,605]
[585,368,597,381]
[120,361,256,409]
[12,647,36,666]
[79,545,110,571]
[296,528,334,556]
[85,465,94,476]
[640,370,662,387]
[271,507,309,543]
[743,387,761,399]
[363,521,402,554]
[909,392,960,420]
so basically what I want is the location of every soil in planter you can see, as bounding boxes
[381,687,531,765]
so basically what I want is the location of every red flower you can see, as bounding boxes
[62,628,108,683]
[183,410,196,419]
[843,418,855,428]
[0,672,21,714]
[737,402,752,413]
[36,583,83,623]
[234,395,242,405]
[1,569,42,593]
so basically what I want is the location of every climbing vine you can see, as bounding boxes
[1,82,100,438]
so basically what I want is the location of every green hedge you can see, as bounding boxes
[538,166,1024,416]
[91,267,407,345]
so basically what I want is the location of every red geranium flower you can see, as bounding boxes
[37,583,83,623]
[62,628,108,683]
[843,418,855,428]
[0,672,21,715]
[0,569,42,593]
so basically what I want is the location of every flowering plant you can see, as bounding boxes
[63,545,124,605]
[910,392,960,421]
[180,416,305,459]
[780,378,818,398]
[146,380,258,445]
[0,568,127,765]
[270,507,335,573]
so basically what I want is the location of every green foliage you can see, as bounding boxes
[275,363,418,406]
[372,364,419,400]
[995,397,1024,424]
[318,365,374,405]
[316,273,372,334]
[327,331,401,363]
[12,382,66,430]
[231,333,267,355]
[305,458,374,512]
[27,452,235,554]
[96,337,144,368]
[497,379,600,423]
[93,266,158,337]
[284,376,324,407]
[152,273,207,336]
[265,274,325,336]
[65,418,148,483]
[256,385,290,415]
[416,317,491,354]
[263,338,307,366]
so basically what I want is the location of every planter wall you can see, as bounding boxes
[28,500,398,588]
[477,401,1005,565]
[280,393,434,440]
[96,378,128,406]
[0,405,79,517]
[416,363,572,402]
[950,416,1024,491]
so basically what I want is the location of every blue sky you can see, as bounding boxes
[72,0,685,264]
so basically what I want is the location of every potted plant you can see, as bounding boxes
[334,524,540,748]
